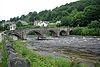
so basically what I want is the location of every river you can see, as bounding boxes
[26,35,100,63]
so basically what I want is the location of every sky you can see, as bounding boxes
[0,0,78,20]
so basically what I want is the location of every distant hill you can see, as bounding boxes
[3,0,100,27]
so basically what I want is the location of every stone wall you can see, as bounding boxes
[3,33,30,67]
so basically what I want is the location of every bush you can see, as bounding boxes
[71,27,100,36]
[0,25,4,31]
[16,22,23,27]
[71,27,83,35]
[0,42,7,67]
[88,20,100,28]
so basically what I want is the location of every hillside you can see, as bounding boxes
[1,0,100,27]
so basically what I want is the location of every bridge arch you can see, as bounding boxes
[59,30,67,36]
[8,28,73,40]
[27,30,42,36]
[9,33,22,39]
[47,30,57,37]
[69,30,73,35]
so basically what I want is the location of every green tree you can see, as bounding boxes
[10,16,20,22]
[60,9,78,27]
[74,12,86,26]
[4,24,10,30]
[16,22,23,28]
[84,5,100,24]
[88,20,100,28]
[61,16,73,26]
[28,11,38,22]
[0,25,4,31]
[20,15,26,21]
[7,0,100,28]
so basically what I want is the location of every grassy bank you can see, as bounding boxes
[71,27,100,36]
[13,40,91,67]
[0,42,7,67]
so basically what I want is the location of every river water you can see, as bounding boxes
[26,35,100,63]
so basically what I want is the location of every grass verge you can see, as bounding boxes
[13,40,98,67]
[0,42,7,67]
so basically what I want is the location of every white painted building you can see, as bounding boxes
[34,21,49,27]
[10,24,16,30]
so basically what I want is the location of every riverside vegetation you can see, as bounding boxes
[0,42,7,67]
[71,27,100,36]
[12,40,100,67]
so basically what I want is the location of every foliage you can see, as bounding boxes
[16,22,23,27]
[0,25,4,31]
[10,16,20,22]
[71,27,100,36]
[3,24,10,30]
[84,5,100,23]
[88,20,100,28]
[95,60,100,67]
[71,27,83,35]
[0,42,7,67]
[13,40,71,67]
[5,0,100,28]
[1,0,100,36]
[74,12,85,26]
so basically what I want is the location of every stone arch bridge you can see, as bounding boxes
[8,28,73,39]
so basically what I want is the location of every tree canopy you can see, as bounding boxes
[2,0,100,28]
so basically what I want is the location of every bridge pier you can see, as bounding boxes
[56,32,60,37]
[67,32,70,35]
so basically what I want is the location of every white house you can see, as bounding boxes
[34,21,49,27]
[10,24,16,30]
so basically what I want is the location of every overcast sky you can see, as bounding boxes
[0,0,78,20]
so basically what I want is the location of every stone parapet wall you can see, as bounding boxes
[2,33,30,67]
